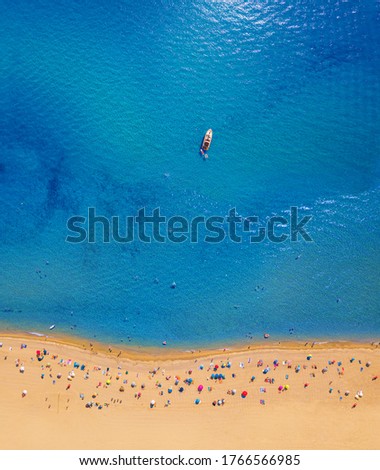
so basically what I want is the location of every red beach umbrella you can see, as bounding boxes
[241,391,248,398]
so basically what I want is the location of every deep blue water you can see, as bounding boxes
[0,0,379,347]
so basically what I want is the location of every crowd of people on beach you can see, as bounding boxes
[0,340,378,413]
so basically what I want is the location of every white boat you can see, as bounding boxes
[201,129,213,151]
[49,325,55,330]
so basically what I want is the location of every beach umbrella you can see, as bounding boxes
[231,389,236,395]
[307,355,312,361]
[278,385,284,392]
[188,378,193,384]
[199,365,204,370]
[198,385,204,392]
[284,384,289,390]
[131,382,136,388]
[273,360,279,366]
[241,391,248,398]
[263,368,269,374]
[119,386,125,392]
[20,366,25,373]
[179,387,184,393]
[106,379,111,385]
[250,376,255,382]
[194,398,201,405]
[150,400,156,408]
[22,390,27,397]
[168,388,173,394]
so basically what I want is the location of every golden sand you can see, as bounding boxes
[0,333,379,450]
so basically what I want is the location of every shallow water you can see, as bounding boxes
[0,0,379,347]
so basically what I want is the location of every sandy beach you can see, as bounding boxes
[0,333,379,450]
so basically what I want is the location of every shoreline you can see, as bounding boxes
[1,329,379,362]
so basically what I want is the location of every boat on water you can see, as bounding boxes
[201,129,212,152]
[49,325,55,330]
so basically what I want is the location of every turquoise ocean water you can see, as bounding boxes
[0,0,379,347]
